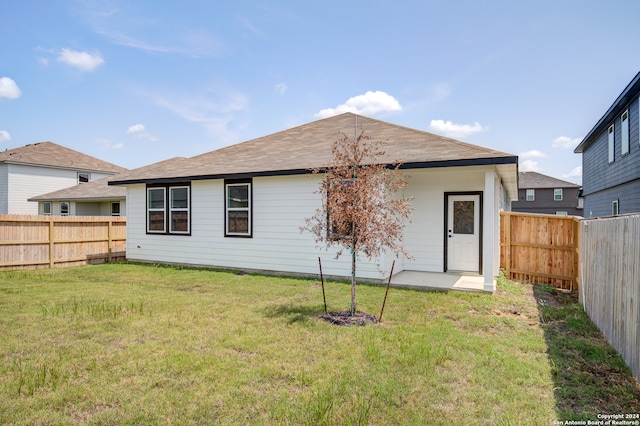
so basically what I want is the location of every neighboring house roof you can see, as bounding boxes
[0,141,126,173]
[28,175,126,202]
[110,113,519,198]
[519,172,580,189]
[575,71,640,154]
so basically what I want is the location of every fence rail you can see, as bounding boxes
[579,214,640,382]
[500,211,580,290]
[0,215,126,270]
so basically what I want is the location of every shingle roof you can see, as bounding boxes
[111,113,517,186]
[28,175,126,201]
[519,171,580,189]
[0,141,125,173]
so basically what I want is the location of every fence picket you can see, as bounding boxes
[0,214,126,270]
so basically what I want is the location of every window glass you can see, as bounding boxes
[148,188,165,209]
[612,200,619,216]
[111,202,120,216]
[228,185,249,208]
[525,189,535,201]
[608,124,615,163]
[226,182,251,236]
[453,200,475,234]
[78,173,90,184]
[169,186,189,233]
[622,110,629,155]
[554,189,563,201]
[171,187,189,209]
[43,202,51,215]
[61,202,69,216]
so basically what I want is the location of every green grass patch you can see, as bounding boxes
[0,263,637,424]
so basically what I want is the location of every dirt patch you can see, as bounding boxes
[319,311,378,326]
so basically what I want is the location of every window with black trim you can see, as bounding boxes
[147,184,190,235]
[111,202,121,216]
[78,172,90,184]
[225,179,252,237]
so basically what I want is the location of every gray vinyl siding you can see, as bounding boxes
[582,95,640,215]
[512,187,582,216]
[583,179,640,217]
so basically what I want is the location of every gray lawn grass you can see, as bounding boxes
[0,263,638,425]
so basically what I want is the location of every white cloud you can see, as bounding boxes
[519,150,547,159]
[562,166,582,182]
[0,130,11,143]
[519,159,541,172]
[552,136,583,149]
[126,123,158,142]
[98,138,124,150]
[428,119,489,138]
[57,48,104,71]
[0,77,21,99]
[315,91,402,118]
[127,124,145,133]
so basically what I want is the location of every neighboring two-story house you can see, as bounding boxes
[0,142,125,215]
[574,71,640,217]
[511,171,582,216]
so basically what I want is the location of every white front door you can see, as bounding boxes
[446,194,480,272]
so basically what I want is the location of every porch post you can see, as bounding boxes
[483,170,496,292]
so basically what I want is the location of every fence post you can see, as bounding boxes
[504,212,511,279]
[48,218,54,268]
[108,219,113,263]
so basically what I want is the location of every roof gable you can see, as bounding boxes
[0,142,126,173]
[519,171,580,189]
[111,113,516,184]
[28,175,126,202]
[575,71,640,153]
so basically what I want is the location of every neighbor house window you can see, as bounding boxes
[525,189,535,201]
[556,211,568,216]
[612,199,619,216]
[111,202,121,216]
[225,179,252,237]
[60,201,70,216]
[621,110,629,155]
[608,124,615,163]
[78,173,90,184]
[146,184,190,235]
[554,188,563,201]
[43,202,51,216]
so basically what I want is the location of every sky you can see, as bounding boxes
[2,1,640,185]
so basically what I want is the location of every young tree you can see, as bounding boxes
[302,126,413,316]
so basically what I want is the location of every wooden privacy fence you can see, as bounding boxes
[0,215,126,270]
[579,214,640,382]
[500,211,581,290]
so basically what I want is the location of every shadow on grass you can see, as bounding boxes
[262,304,324,325]
[533,285,640,421]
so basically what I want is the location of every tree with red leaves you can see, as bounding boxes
[302,126,413,316]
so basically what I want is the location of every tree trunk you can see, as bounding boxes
[350,245,356,315]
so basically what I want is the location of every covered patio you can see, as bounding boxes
[389,271,492,293]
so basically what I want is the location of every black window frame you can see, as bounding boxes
[224,178,252,238]
[146,183,191,235]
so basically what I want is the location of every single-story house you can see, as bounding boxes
[0,141,125,214]
[109,113,518,291]
[28,175,126,216]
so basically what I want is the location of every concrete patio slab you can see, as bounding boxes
[390,270,492,293]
